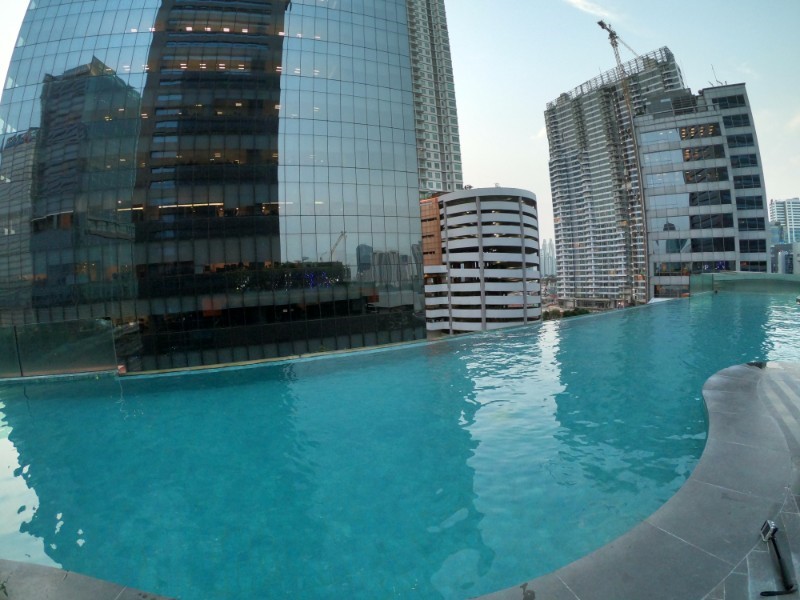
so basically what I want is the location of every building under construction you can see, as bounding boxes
[545,47,684,308]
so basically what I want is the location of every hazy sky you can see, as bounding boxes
[0,0,798,242]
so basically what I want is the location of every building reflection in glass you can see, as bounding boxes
[0,0,427,372]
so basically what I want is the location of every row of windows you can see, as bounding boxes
[712,95,747,109]
[734,174,762,189]
[653,261,733,276]
[646,167,729,187]
[650,215,764,234]
[643,145,725,166]
[691,237,735,252]
[652,258,766,277]
[640,122,726,146]
[647,191,765,211]
[646,170,762,190]
[723,113,750,128]
[680,122,720,140]
[738,217,765,231]
[692,190,730,206]
[690,214,733,229]
[739,261,767,272]
[736,195,763,210]
[727,133,754,148]
[640,123,754,152]
[684,167,728,184]
[740,239,767,253]
[731,154,758,168]
[684,144,725,162]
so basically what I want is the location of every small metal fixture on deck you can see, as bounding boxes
[760,520,798,596]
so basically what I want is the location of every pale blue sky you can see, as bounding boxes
[1,0,798,241]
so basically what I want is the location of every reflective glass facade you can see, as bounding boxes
[0,0,456,371]
[637,84,769,299]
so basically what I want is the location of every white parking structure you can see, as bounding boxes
[422,188,541,334]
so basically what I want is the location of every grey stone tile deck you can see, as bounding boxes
[0,559,173,599]
[480,361,800,600]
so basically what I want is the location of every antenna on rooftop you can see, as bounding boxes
[711,65,726,86]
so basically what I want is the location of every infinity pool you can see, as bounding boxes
[1,291,799,598]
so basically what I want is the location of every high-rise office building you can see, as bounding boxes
[636,84,770,298]
[0,0,461,372]
[539,238,556,277]
[407,0,463,196]
[545,47,684,308]
[769,198,800,244]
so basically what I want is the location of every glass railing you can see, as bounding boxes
[691,272,800,294]
[0,319,117,378]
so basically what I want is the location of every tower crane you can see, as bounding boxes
[598,20,639,64]
[597,21,650,304]
[320,231,346,262]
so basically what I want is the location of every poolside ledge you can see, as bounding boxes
[480,361,800,600]
[0,558,174,600]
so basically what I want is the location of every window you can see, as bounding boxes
[690,214,733,229]
[648,193,689,210]
[727,134,754,148]
[679,123,720,139]
[643,149,682,166]
[739,239,766,253]
[653,262,690,276]
[649,216,690,231]
[682,145,725,161]
[734,174,761,189]
[713,95,746,109]
[723,114,750,128]
[730,154,758,168]
[645,171,683,187]
[640,129,680,145]
[738,217,765,231]
[735,195,763,210]
[692,261,732,273]
[739,261,767,272]
[691,237,735,252]
[690,190,731,206]
[683,167,728,184]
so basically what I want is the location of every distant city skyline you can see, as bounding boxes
[1,0,799,243]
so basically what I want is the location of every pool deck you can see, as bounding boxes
[481,360,800,600]
[1,361,799,599]
[0,558,173,599]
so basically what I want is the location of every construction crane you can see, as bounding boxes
[597,20,639,64]
[597,20,650,305]
[320,231,346,262]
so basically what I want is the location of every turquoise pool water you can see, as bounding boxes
[1,291,799,598]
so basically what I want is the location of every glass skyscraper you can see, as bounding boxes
[0,0,462,372]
